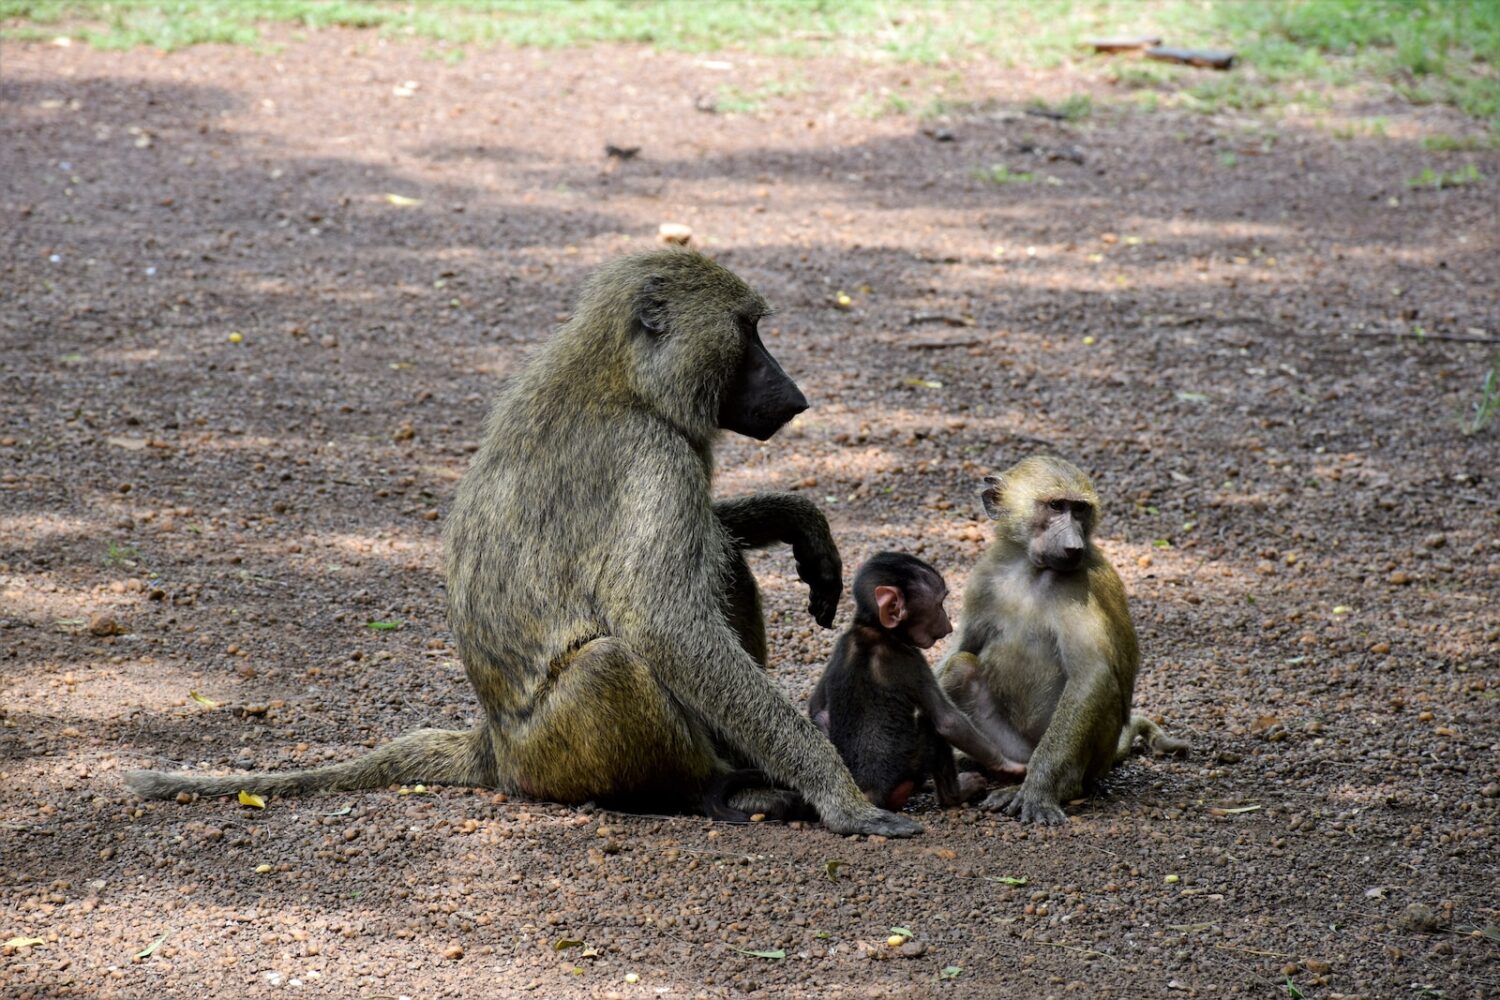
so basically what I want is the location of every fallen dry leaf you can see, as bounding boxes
[135,933,167,960]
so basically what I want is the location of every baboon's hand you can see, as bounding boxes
[980,785,1067,826]
[793,546,842,629]
[822,803,923,838]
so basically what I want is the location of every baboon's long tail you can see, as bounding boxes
[1114,715,1190,764]
[124,726,495,800]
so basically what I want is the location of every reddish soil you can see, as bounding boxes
[2,30,1497,1000]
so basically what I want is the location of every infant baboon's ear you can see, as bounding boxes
[635,276,669,336]
[980,475,1005,520]
[873,585,907,630]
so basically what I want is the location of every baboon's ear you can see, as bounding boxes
[636,276,669,336]
[873,585,907,630]
[980,475,1005,520]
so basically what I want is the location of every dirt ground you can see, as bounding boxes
[2,28,1497,1000]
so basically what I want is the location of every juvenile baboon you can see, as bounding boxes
[809,553,1026,812]
[936,456,1187,825]
[127,249,920,838]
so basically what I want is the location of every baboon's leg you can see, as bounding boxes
[704,769,811,822]
[716,542,825,811]
[926,731,986,807]
[726,785,811,820]
[984,669,1121,825]
[499,637,722,807]
[702,769,763,822]
[927,735,970,807]
[938,652,1034,764]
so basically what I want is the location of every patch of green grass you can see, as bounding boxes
[712,85,764,115]
[1120,2,1499,125]
[1422,132,1500,151]
[1183,76,1282,115]
[2,21,55,40]
[1026,94,1093,122]
[1200,0,1500,124]
[3,0,971,54]
[976,164,1035,185]
[881,92,913,116]
[1289,86,1335,113]
[1330,116,1389,139]
[106,541,140,566]
[422,45,466,65]
[1405,163,1484,189]
[712,77,806,114]
[920,95,1002,120]
[1108,62,1178,91]
[4,1,1498,125]
[847,89,917,119]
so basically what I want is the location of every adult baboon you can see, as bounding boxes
[127,249,920,838]
[936,456,1187,825]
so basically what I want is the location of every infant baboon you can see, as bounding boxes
[810,552,1026,812]
[937,456,1187,825]
[128,249,919,838]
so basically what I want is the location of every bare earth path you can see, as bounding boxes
[2,31,1497,999]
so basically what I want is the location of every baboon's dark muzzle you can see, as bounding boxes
[718,334,809,441]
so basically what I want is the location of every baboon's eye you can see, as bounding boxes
[1048,499,1067,513]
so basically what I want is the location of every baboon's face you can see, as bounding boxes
[1027,496,1093,573]
[715,314,808,440]
[856,557,951,649]
[900,576,953,650]
[979,457,1101,573]
[627,254,807,441]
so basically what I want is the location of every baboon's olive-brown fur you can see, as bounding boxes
[127,249,921,838]
[936,455,1187,824]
